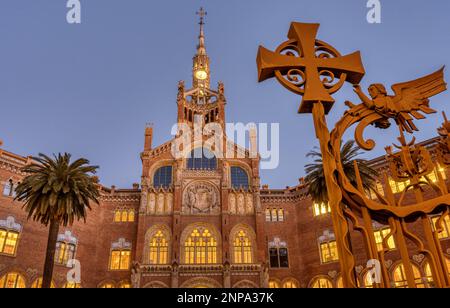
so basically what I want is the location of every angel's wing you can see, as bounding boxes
[391,66,447,113]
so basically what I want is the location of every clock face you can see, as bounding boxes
[195,70,208,80]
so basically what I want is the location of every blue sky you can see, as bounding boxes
[0,0,449,189]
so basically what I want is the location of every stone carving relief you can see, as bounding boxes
[144,191,173,215]
[229,192,254,215]
[182,182,220,214]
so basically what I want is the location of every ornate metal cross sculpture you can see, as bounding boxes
[257,22,365,113]
[257,22,450,289]
[257,22,366,288]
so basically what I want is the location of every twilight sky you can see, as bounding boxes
[0,0,449,189]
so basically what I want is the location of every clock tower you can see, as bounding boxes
[177,7,226,129]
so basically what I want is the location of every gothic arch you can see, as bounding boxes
[180,222,222,264]
[390,259,427,288]
[308,275,333,288]
[281,277,300,288]
[229,224,257,264]
[180,277,222,288]
[232,280,259,288]
[143,224,172,264]
[97,280,116,288]
[143,281,169,288]
[0,268,28,288]
[227,160,253,187]
[147,160,175,185]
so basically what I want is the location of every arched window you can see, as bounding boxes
[149,230,169,265]
[118,281,131,288]
[114,209,135,223]
[423,262,435,287]
[336,276,343,288]
[446,258,450,277]
[99,282,115,288]
[0,229,20,256]
[153,166,173,189]
[0,272,26,288]
[187,148,217,170]
[31,278,56,288]
[283,279,299,288]
[269,239,289,268]
[311,277,333,288]
[63,282,81,288]
[231,167,249,189]
[233,230,253,264]
[184,228,217,264]
[268,279,280,288]
[55,242,76,266]
[392,263,426,288]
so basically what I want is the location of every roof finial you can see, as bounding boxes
[196,7,207,55]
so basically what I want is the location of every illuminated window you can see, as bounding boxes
[187,148,217,170]
[265,209,271,222]
[0,272,26,288]
[336,276,343,288]
[446,258,450,277]
[114,209,135,223]
[283,279,298,288]
[119,281,131,288]
[320,241,339,264]
[109,250,131,270]
[311,277,333,288]
[55,242,76,265]
[374,227,396,252]
[423,262,435,288]
[266,208,284,222]
[233,230,253,264]
[431,215,450,239]
[184,228,217,264]
[392,263,425,288]
[231,167,249,189]
[269,246,289,268]
[369,182,385,199]
[2,180,13,197]
[100,282,115,288]
[0,229,19,255]
[388,178,411,194]
[149,230,169,265]
[277,209,284,222]
[313,202,331,217]
[154,166,173,189]
[63,282,81,288]
[269,280,280,288]
[31,278,56,288]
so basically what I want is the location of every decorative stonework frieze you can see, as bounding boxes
[0,216,22,232]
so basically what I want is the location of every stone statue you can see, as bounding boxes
[166,193,173,214]
[229,194,236,214]
[139,191,148,214]
[237,193,245,215]
[246,193,254,214]
[131,261,141,289]
[156,193,165,214]
[148,193,156,214]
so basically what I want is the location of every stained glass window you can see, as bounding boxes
[154,166,173,189]
[230,167,249,189]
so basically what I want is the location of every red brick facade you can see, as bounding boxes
[0,19,449,289]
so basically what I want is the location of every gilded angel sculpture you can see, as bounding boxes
[348,67,447,133]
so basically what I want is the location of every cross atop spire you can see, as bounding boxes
[197,7,207,25]
[196,7,207,55]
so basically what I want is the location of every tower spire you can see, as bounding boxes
[193,7,210,90]
[196,7,207,55]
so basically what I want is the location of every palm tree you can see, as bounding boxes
[15,153,99,288]
[304,140,378,204]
